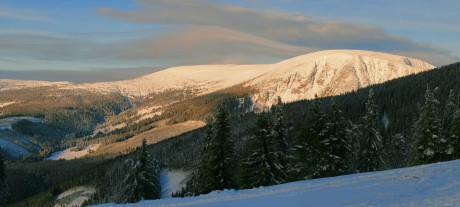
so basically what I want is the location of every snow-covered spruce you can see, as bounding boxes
[239,113,285,188]
[414,86,445,164]
[289,96,329,180]
[357,89,385,172]
[121,139,161,203]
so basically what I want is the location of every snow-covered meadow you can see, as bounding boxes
[47,144,101,160]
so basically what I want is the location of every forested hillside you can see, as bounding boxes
[126,62,460,170]
[0,88,131,157]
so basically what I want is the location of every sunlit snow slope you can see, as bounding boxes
[247,50,435,105]
[93,160,460,207]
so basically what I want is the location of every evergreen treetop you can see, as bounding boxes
[239,113,285,189]
[289,96,328,180]
[449,109,460,159]
[272,97,289,154]
[358,89,385,172]
[323,100,352,176]
[208,101,236,190]
[414,86,445,164]
[122,139,161,203]
[0,148,7,205]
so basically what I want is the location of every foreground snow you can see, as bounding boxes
[93,160,460,207]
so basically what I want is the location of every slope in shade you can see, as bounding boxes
[92,160,460,207]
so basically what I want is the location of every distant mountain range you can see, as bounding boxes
[1,50,434,107]
[0,50,435,158]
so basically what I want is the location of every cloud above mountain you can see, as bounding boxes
[97,0,458,66]
[1,0,458,83]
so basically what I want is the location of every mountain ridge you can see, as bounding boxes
[0,50,435,108]
[247,50,435,105]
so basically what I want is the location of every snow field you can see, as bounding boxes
[47,144,101,160]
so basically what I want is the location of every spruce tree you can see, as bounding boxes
[323,100,351,176]
[239,113,284,189]
[178,101,236,196]
[272,97,289,154]
[271,97,289,176]
[289,96,328,180]
[414,86,444,164]
[122,159,141,203]
[443,90,457,158]
[443,90,457,136]
[185,117,215,196]
[449,110,460,159]
[206,102,236,190]
[385,133,410,169]
[0,149,7,205]
[358,89,385,172]
[346,121,361,173]
[122,139,161,203]
[138,139,162,199]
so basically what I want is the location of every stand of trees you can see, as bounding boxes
[239,112,285,188]
[0,149,8,205]
[122,139,161,203]
[175,102,237,196]
[176,84,460,196]
[414,88,459,164]
[0,89,131,155]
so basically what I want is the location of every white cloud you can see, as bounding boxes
[1,0,458,75]
[96,0,458,66]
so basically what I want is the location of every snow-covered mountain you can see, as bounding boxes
[0,50,436,157]
[247,50,434,105]
[92,160,460,207]
[0,50,435,107]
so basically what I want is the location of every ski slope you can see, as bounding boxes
[92,160,460,207]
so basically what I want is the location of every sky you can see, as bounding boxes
[0,0,459,83]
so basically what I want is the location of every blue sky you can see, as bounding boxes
[1,0,459,82]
